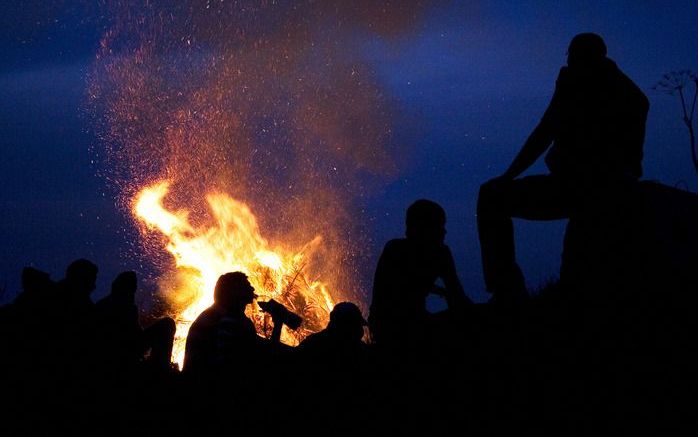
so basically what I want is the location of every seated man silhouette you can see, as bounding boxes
[182,272,261,377]
[477,33,649,304]
[368,199,471,348]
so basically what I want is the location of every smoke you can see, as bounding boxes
[89,0,433,303]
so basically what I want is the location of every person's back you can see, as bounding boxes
[543,55,649,180]
[369,238,443,334]
[182,304,225,375]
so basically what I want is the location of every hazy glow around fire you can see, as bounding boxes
[88,2,424,366]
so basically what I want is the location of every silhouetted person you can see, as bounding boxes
[3,267,58,373]
[477,33,649,304]
[54,259,100,365]
[58,258,98,318]
[299,302,368,365]
[11,266,59,340]
[297,303,372,430]
[96,272,142,366]
[182,272,260,377]
[368,199,471,348]
[13,267,56,309]
[4,268,57,354]
[1,268,64,434]
[96,271,175,372]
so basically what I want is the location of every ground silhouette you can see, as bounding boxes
[0,183,696,435]
[1,31,696,437]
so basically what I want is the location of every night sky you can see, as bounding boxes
[2,1,697,307]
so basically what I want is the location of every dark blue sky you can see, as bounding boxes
[2,1,697,305]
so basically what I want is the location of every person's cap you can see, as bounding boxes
[329,302,368,327]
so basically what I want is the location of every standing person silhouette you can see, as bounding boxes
[477,33,649,304]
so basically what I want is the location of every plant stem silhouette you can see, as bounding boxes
[654,70,698,173]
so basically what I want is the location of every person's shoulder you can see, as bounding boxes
[191,305,220,327]
[555,66,571,86]
[378,239,411,261]
[604,59,649,106]
[300,330,320,344]
[384,238,408,251]
[299,330,325,349]
[94,295,112,310]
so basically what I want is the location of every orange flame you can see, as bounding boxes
[133,180,336,367]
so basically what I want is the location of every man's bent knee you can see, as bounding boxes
[478,178,512,216]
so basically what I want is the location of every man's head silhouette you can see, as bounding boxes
[328,302,367,342]
[214,272,256,311]
[111,271,137,304]
[65,259,98,297]
[405,199,447,246]
[567,33,607,70]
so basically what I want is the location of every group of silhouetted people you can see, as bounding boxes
[1,33,696,434]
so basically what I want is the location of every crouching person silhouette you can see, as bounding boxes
[477,33,649,305]
[368,199,472,350]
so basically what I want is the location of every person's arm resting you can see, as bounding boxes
[502,70,564,179]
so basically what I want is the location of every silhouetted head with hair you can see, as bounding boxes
[405,199,447,246]
[111,271,137,304]
[65,259,98,297]
[214,272,256,312]
[567,33,607,70]
[327,301,367,342]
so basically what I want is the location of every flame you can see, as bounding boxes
[133,180,335,367]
